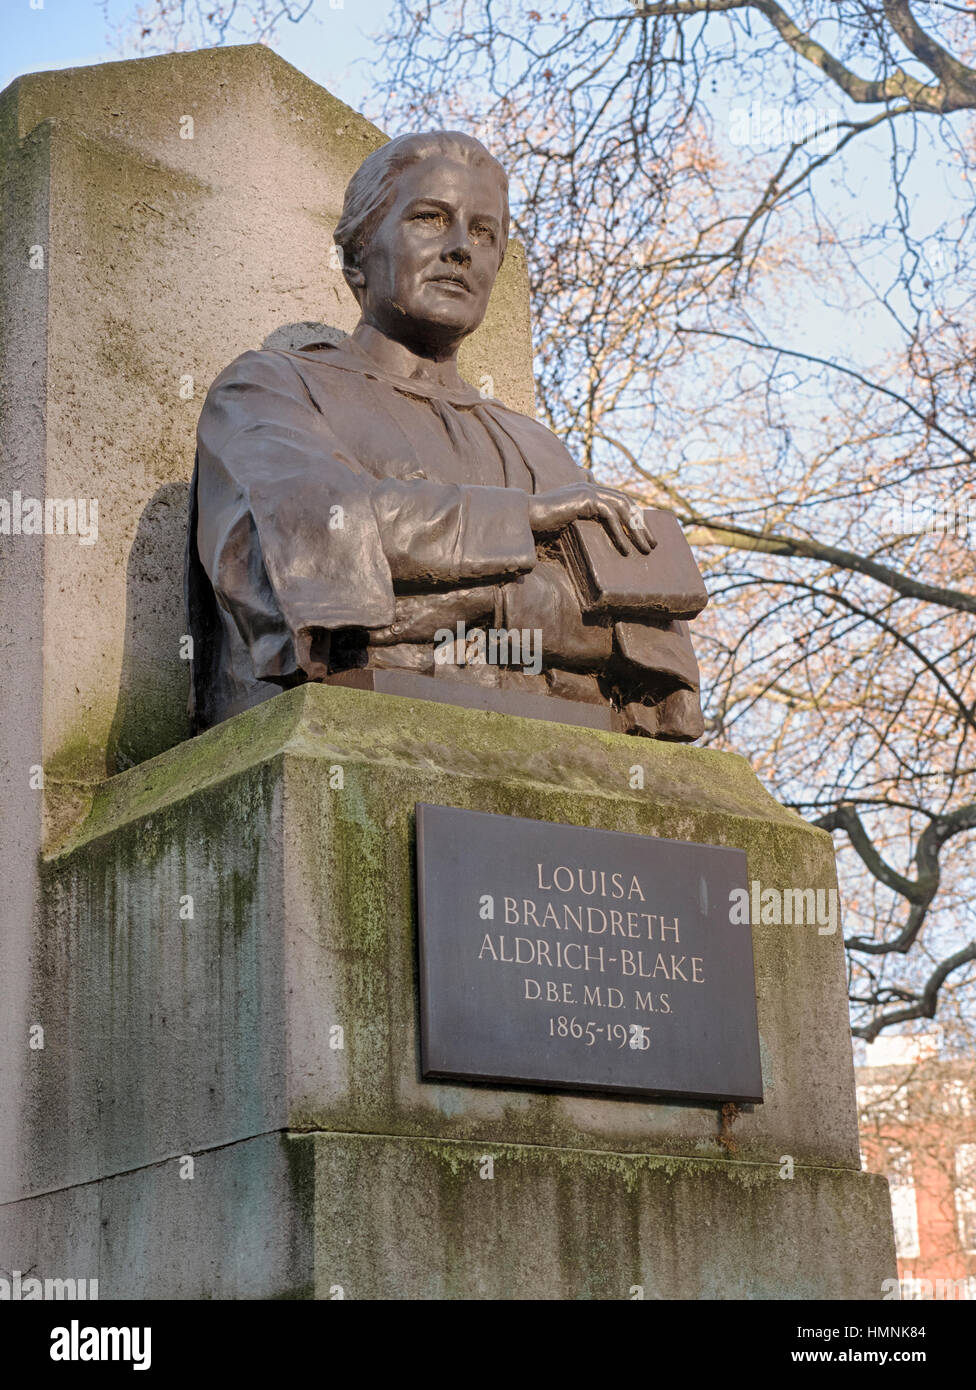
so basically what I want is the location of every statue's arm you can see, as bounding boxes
[370,476,536,587]
[195,350,403,681]
[195,351,540,679]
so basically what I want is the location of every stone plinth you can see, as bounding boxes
[0,685,896,1298]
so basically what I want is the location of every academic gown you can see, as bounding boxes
[186,337,705,738]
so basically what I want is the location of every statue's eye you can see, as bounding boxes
[413,209,445,224]
[472,224,496,243]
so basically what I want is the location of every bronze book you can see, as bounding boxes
[615,619,700,689]
[559,508,708,619]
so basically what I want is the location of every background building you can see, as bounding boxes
[858,1031,976,1299]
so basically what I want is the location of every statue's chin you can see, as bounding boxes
[369,297,486,355]
[428,306,487,342]
[422,312,480,338]
[396,314,483,354]
[419,284,487,331]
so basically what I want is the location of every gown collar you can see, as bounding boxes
[290,336,501,410]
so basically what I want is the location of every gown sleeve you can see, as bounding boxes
[194,349,536,681]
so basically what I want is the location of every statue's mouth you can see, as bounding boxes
[428,273,471,292]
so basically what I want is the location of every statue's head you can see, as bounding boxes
[334,131,510,356]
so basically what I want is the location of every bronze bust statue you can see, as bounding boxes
[186,131,706,740]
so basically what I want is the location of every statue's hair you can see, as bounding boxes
[333,131,509,279]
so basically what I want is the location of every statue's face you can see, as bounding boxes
[354,154,505,353]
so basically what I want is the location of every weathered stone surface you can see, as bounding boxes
[0,94,47,1229]
[10,684,860,1204]
[309,1134,894,1300]
[0,1134,313,1301]
[1,685,894,1295]
[0,1130,893,1300]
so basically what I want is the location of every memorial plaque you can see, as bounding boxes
[416,804,763,1102]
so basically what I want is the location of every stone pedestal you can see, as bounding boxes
[1,684,895,1298]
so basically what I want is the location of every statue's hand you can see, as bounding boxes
[370,587,495,644]
[527,484,655,555]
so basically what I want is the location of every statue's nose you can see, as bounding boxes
[444,242,472,267]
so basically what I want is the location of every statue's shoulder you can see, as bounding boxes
[486,397,548,429]
[482,397,588,480]
[198,349,335,447]
[209,346,310,388]
[198,351,307,416]
[201,348,349,421]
